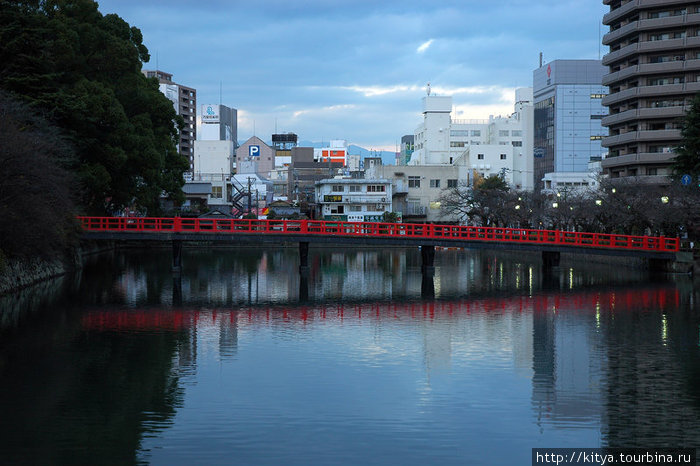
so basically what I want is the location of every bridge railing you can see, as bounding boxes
[77,217,680,252]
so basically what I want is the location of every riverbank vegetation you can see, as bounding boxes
[0,0,188,264]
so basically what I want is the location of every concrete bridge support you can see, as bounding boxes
[542,251,560,269]
[172,240,183,273]
[299,242,309,273]
[421,245,435,274]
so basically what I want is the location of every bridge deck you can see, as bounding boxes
[78,217,679,259]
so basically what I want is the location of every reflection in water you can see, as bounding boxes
[0,246,699,465]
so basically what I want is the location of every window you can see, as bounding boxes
[430,179,441,188]
[349,185,362,192]
[471,130,481,137]
[211,186,223,198]
[499,130,509,137]
[511,130,522,137]
[477,153,484,160]
[408,176,421,188]
[590,93,607,99]
[646,167,658,176]
[367,185,386,192]
[447,179,458,188]
[500,154,507,160]
[331,185,344,192]
[450,130,469,136]
[590,135,603,140]
[591,114,605,119]
[512,141,523,147]
[450,141,466,147]
[349,205,362,212]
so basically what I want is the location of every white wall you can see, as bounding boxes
[194,140,233,175]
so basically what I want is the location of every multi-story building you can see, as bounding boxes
[600,1,700,182]
[315,178,393,222]
[533,59,608,192]
[410,89,535,190]
[143,70,197,172]
[314,140,349,165]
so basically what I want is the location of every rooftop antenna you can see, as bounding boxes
[156,51,159,71]
[539,52,543,68]
[426,82,431,96]
[219,80,222,105]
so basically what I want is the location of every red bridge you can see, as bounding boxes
[78,216,680,272]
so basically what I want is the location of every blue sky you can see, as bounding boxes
[96,0,608,150]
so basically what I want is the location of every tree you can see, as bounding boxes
[673,92,700,179]
[0,91,79,259]
[0,0,188,214]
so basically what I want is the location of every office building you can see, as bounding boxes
[600,1,700,182]
[533,59,607,192]
[143,70,197,171]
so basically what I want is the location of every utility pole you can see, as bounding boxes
[247,177,252,214]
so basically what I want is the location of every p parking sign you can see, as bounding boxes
[249,145,260,157]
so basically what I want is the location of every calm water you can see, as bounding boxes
[0,246,698,465]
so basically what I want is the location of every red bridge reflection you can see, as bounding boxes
[82,287,680,332]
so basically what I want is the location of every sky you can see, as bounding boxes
[96,0,608,151]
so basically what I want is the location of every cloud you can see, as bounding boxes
[416,39,434,54]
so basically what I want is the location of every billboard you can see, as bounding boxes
[201,104,219,123]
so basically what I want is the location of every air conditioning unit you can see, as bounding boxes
[381,197,386,202]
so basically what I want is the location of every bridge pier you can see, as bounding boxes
[421,245,435,274]
[421,273,435,298]
[299,241,309,273]
[172,240,183,273]
[542,251,560,269]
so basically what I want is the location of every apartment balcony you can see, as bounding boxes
[602,42,640,66]
[603,0,640,26]
[603,129,681,147]
[601,151,676,168]
[603,21,639,45]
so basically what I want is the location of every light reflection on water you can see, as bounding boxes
[0,246,699,465]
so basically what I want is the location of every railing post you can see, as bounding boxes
[173,216,181,232]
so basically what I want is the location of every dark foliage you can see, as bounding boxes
[0,91,79,259]
[0,0,189,215]
[673,93,700,179]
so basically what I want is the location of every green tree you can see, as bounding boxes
[673,92,700,179]
[0,0,188,214]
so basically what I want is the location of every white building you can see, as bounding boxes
[410,88,535,191]
[314,140,349,166]
[315,178,393,222]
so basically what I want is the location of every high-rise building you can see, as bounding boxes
[533,60,607,192]
[600,1,700,182]
[143,70,197,172]
[198,104,237,143]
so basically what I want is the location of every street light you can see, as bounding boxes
[595,199,602,206]
[661,196,669,204]
[552,202,558,208]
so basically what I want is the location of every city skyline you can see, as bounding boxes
[96,0,607,150]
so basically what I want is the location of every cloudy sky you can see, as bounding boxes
[96,0,608,150]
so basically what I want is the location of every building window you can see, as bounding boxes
[447,179,458,188]
[367,185,386,192]
[349,185,362,192]
[471,130,481,137]
[331,185,344,192]
[590,114,605,119]
[499,130,509,137]
[211,186,223,198]
[590,135,603,140]
[590,93,606,99]
[408,176,421,188]
[349,205,362,212]
[450,141,466,147]
[450,130,469,136]
[430,179,441,188]
[500,154,507,160]
[477,154,484,160]
[511,130,522,137]
[512,141,523,147]
[646,167,658,176]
